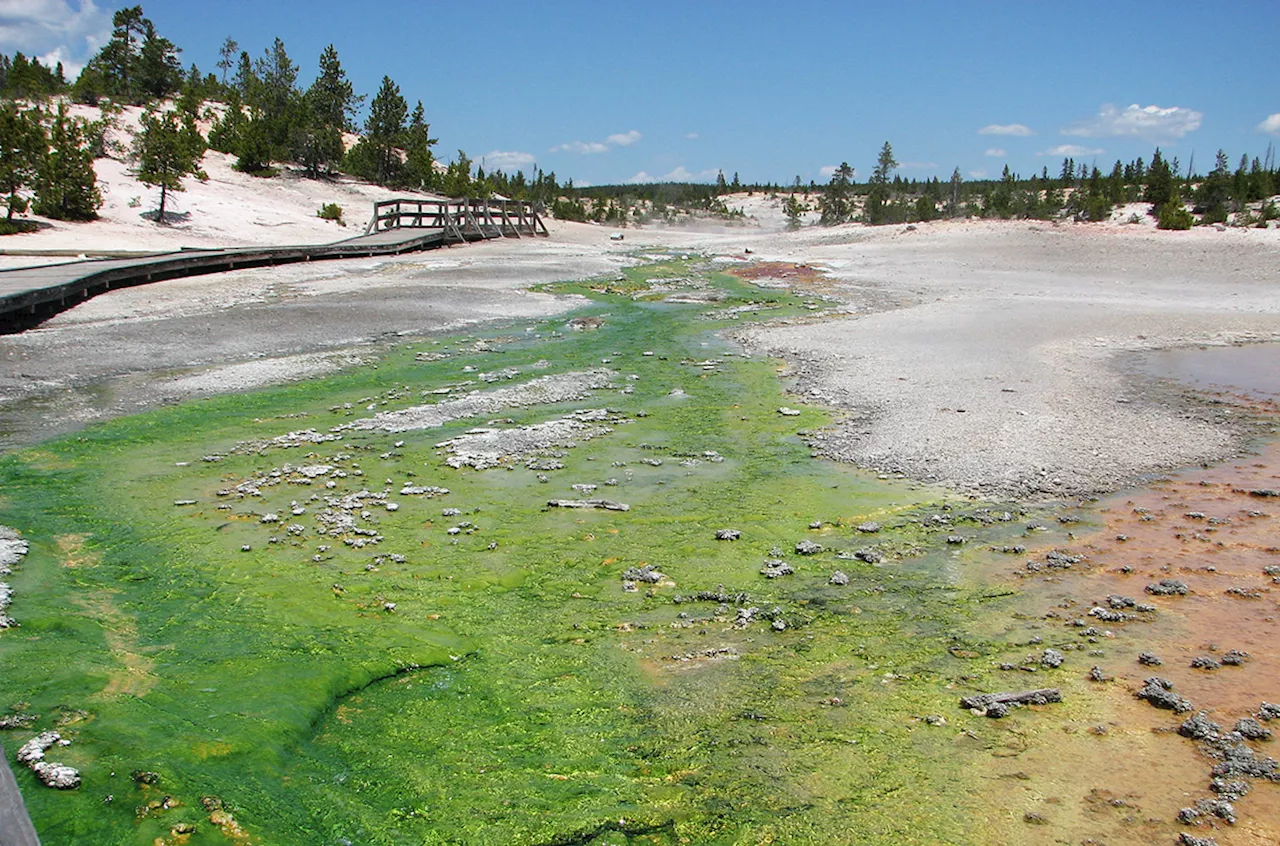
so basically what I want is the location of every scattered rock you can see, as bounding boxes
[1235,717,1271,741]
[1087,666,1109,682]
[829,571,849,586]
[1040,649,1064,668]
[759,560,794,579]
[1178,833,1218,846]
[1136,677,1193,713]
[850,548,882,564]
[32,761,80,789]
[777,407,802,416]
[1179,712,1222,742]
[1146,579,1189,596]
[795,540,823,555]
[715,529,741,541]
[855,521,881,533]
[1191,656,1222,671]
[1138,652,1163,666]
[622,564,665,584]
[1258,702,1280,722]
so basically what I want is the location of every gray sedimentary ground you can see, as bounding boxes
[2,216,1278,501]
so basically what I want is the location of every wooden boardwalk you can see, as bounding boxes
[0,198,546,333]
[0,742,40,846]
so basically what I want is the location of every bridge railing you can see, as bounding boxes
[365,198,548,239]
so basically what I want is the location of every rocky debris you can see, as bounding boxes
[960,688,1062,718]
[1178,834,1219,846]
[399,485,450,497]
[438,414,620,470]
[1191,656,1222,671]
[794,540,823,555]
[1235,717,1272,741]
[777,407,802,416]
[771,619,787,631]
[1248,488,1279,498]
[32,761,81,789]
[1224,586,1263,599]
[1138,652,1163,666]
[622,564,665,584]
[759,559,794,579]
[1209,740,1278,780]
[1089,606,1129,623]
[829,571,850,586]
[1025,550,1082,572]
[1179,712,1222,742]
[945,535,965,545]
[1136,677,1193,713]
[17,731,80,789]
[1258,702,1280,722]
[1107,594,1136,609]
[846,548,882,564]
[341,369,616,434]
[856,521,881,533]
[1146,579,1190,596]
[1178,798,1236,825]
[715,529,741,541]
[1040,649,1065,668]
[1087,666,1109,682]
[0,526,29,629]
[1210,778,1251,800]
[547,499,630,511]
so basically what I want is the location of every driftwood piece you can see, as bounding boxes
[960,688,1062,717]
[546,499,630,512]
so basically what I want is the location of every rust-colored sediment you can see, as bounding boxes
[983,434,1280,845]
[727,261,832,288]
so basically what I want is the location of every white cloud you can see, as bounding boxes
[978,123,1034,136]
[551,129,642,155]
[968,169,988,178]
[1258,113,1280,136]
[606,129,642,147]
[0,0,111,76]
[818,165,839,178]
[1042,144,1104,157]
[627,166,718,184]
[685,132,700,140]
[1063,103,1202,141]
[481,150,536,172]
[549,140,608,154]
[984,147,1006,157]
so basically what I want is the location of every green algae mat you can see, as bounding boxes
[0,258,1068,845]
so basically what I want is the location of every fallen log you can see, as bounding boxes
[960,688,1062,718]
[546,499,630,512]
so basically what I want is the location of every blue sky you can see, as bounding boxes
[6,0,1280,185]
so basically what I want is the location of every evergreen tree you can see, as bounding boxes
[33,104,101,221]
[865,141,898,224]
[818,162,854,224]
[1143,148,1175,216]
[441,150,473,196]
[401,100,438,190]
[1194,149,1231,223]
[0,102,45,225]
[216,37,239,86]
[782,194,805,228]
[134,20,183,101]
[349,76,408,186]
[132,106,206,223]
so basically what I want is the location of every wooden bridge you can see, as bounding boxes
[0,198,547,333]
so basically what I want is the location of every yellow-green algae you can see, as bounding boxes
[0,259,1075,844]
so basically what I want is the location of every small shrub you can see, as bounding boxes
[1156,201,1193,231]
[317,203,345,225]
[0,219,38,236]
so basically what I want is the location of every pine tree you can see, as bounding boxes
[216,37,239,86]
[134,20,183,101]
[401,101,438,190]
[818,162,854,224]
[0,102,46,226]
[33,104,101,221]
[352,76,407,186]
[1144,148,1175,216]
[133,106,206,223]
[865,141,898,224]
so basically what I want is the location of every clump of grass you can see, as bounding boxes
[317,202,345,225]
